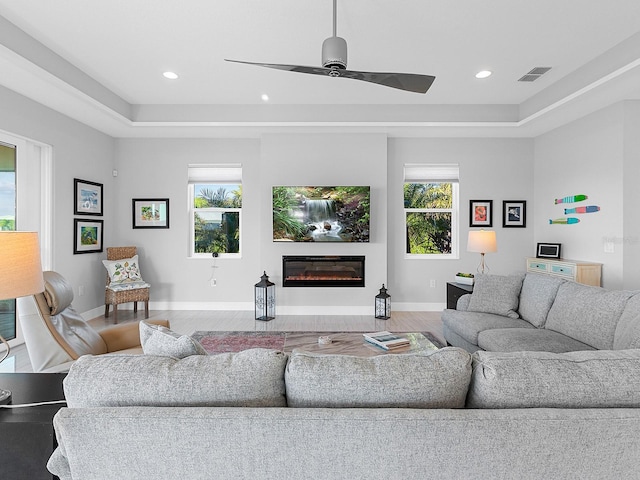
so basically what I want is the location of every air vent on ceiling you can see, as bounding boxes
[518,67,552,82]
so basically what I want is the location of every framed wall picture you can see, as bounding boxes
[132,198,170,229]
[469,200,492,227]
[502,200,527,228]
[74,219,103,254]
[537,243,562,259]
[74,178,103,216]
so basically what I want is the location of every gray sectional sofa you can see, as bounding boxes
[442,272,640,353]
[48,346,640,479]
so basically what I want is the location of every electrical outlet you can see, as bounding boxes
[604,242,615,253]
[78,285,85,296]
[429,279,437,288]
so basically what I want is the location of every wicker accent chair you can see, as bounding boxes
[104,246,150,323]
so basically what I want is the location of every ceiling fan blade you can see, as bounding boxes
[339,69,435,94]
[226,59,435,94]
[225,59,334,76]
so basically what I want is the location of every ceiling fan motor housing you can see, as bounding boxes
[322,36,347,71]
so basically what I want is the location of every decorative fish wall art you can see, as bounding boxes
[550,218,580,225]
[564,206,600,214]
[555,194,587,204]
[550,194,600,225]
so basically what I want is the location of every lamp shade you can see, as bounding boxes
[0,231,44,300]
[467,230,497,254]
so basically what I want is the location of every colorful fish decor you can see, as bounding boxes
[554,195,587,204]
[549,218,580,225]
[564,206,600,214]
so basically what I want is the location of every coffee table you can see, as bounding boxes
[283,332,440,357]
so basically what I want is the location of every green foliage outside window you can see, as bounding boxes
[404,183,453,254]
[193,184,241,254]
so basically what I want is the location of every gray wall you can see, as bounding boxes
[533,102,637,289]
[4,79,640,314]
[0,85,115,312]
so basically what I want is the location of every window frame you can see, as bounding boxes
[188,165,242,259]
[403,164,459,260]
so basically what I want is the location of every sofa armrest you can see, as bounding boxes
[457,294,471,311]
[99,319,170,352]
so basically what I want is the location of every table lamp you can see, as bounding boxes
[0,231,44,405]
[467,230,497,274]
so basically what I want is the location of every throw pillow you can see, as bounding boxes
[102,255,143,283]
[467,273,525,319]
[285,347,472,408]
[139,321,207,358]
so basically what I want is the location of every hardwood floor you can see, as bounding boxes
[4,310,445,373]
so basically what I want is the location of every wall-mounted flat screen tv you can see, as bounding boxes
[273,186,370,242]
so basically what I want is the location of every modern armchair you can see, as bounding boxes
[103,246,150,323]
[19,271,168,372]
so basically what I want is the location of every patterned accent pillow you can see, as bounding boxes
[102,255,143,283]
[139,321,208,358]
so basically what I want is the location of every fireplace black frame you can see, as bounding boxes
[282,255,365,287]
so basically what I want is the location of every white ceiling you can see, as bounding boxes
[1,0,640,137]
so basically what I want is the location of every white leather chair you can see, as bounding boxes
[19,271,168,372]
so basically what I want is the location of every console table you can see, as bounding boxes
[0,373,67,479]
[526,257,602,286]
[446,282,474,309]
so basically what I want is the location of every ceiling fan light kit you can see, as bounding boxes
[226,0,435,94]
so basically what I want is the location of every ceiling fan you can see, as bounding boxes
[225,0,435,94]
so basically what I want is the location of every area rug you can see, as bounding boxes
[191,331,444,354]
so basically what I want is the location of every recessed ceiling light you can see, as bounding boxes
[261,94,269,102]
[163,71,179,80]
[475,70,492,79]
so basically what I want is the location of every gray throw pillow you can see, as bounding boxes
[467,273,525,319]
[139,321,207,358]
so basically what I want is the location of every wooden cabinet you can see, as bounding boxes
[526,257,602,286]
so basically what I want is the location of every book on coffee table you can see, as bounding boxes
[363,331,410,350]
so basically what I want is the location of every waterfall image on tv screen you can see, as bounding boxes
[273,186,370,242]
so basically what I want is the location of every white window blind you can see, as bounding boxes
[404,164,459,183]
[188,164,242,184]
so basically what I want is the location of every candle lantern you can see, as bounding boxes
[254,271,275,321]
[375,284,391,319]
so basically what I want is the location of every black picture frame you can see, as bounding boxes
[469,200,493,227]
[502,200,527,228]
[132,198,170,229]
[73,219,104,254]
[74,178,103,216]
[536,243,562,259]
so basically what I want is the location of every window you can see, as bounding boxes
[404,164,459,258]
[188,165,242,258]
[0,142,16,342]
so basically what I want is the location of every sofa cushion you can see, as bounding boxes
[441,308,534,346]
[614,293,640,350]
[285,347,472,408]
[545,282,635,350]
[467,274,524,319]
[467,349,640,408]
[139,321,207,358]
[64,350,288,408]
[477,328,595,353]
[518,273,565,327]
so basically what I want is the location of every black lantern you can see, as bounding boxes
[375,284,391,319]
[255,271,275,321]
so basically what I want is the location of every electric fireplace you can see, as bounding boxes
[282,255,365,287]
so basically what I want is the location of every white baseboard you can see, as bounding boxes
[82,301,445,318]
